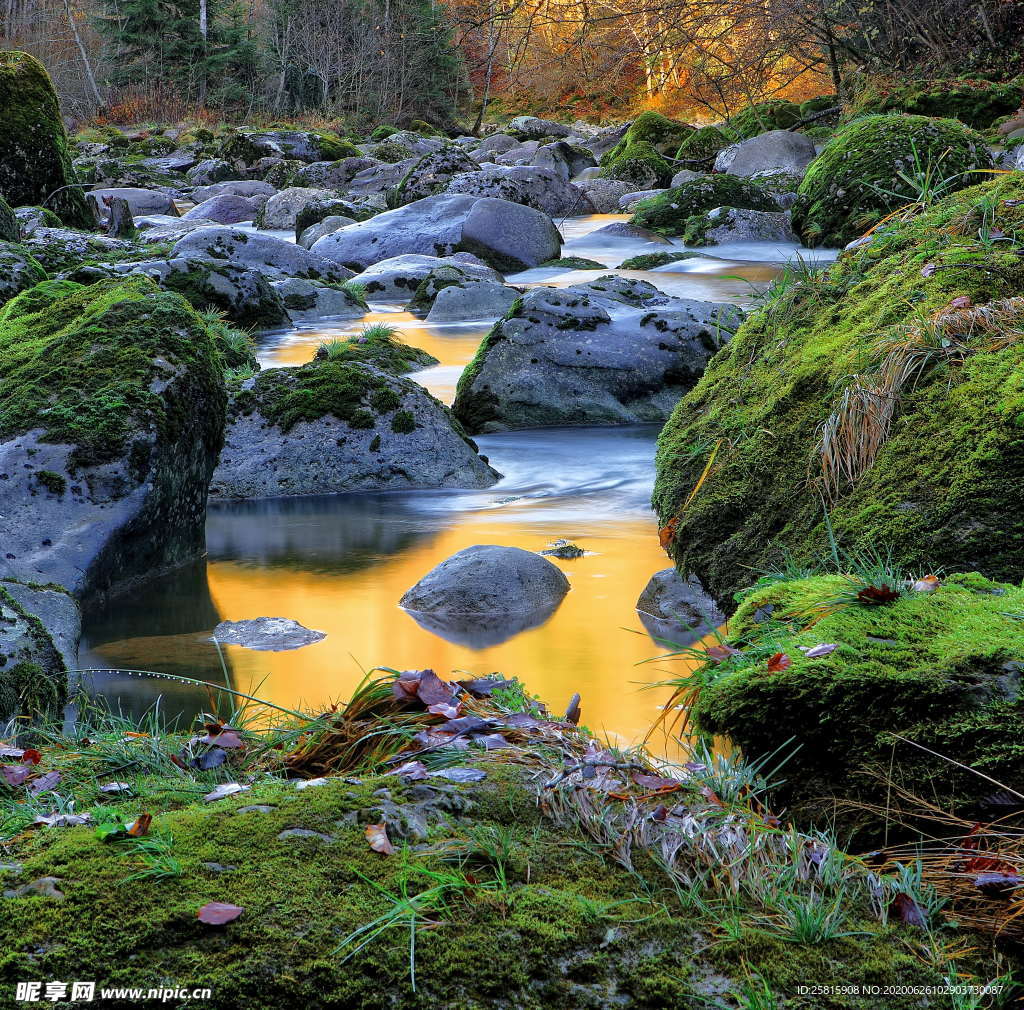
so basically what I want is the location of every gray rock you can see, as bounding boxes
[22,228,134,275]
[271,277,366,321]
[209,363,500,500]
[277,828,334,842]
[313,194,560,273]
[508,116,572,139]
[0,581,80,675]
[400,545,569,647]
[226,130,339,164]
[295,158,375,189]
[443,166,592,216]
[87,187,177,218]
[183,194,263,224]
[297,215,355,250]
[690,207,797,245]
[213,617,326,651]
[475,134,520,157]
[618,189,667,212]
[256,186,338,230]
[3,876,64,900]
[0,242,46,304]
[715,130,816,177]
[185,158,235,186]
[393,147,480,205]
[191,180,277,202]
[575,178,635,213]
[346,158,418,198]
[452,277,739,432]
[426,280,520,322]
[577,221,672,246]
[134,215,220,242]
[636,570,724,645]
[349,252,500,301]
[670,169,705,188]
[171,226,352,282]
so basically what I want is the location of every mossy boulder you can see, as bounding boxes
[0,242,47,306]
[0,276,227,598]
[692,572,1024,839]
[652,175,1024,605]
[370,123,401,140]
[675,125,731,162]
[0,279,82,323]
[792,114,994,247]
[390,147,479,206]
[629,175,778,236]
[849,77,1024,130]
[727,99,803,138]
[0,52,92,228]
[598,140,672,189]
[0,194,18,241]
[604,111,693,161]
[314,327,438,375]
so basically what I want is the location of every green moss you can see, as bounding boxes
[0,53,92,228]
[598,140,672,189]
[849,77,1024,130]
[0,242,48,304]
[0,194,17,241]
[391,409,416,433]
[675,125,730,162]
[0,276,226,469]
[691,573,1024,839]
[373,140,416,163]
[793,114,993,247]
[630,175,777,236]
[617,251,700,270]
[0,280,84,323]
[34,469,66,494]
[799,94,839,118]
[652,175,1024,604]
[316,328,438,375]
[316,134,361,161]
[539,256,604,270]
[0,584,67,718]
[727,99,803,138]
[603,111,693,162]
[370,124,400,140]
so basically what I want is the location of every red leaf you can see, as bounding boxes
[365,823,395,855]
[891,892,926,927]
[766,652,791,672]
[974,872,1023,898]
[658,517,679,550]
[197,902,244,925]
[651,804,668,822]
[949,295,972,310]
[857,585,900,604]
[21,749,42,765]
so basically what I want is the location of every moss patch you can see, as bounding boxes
[0,279,84,323]
[598,140,672,189]
[603,111,693,162]
[630,175,777,236]
[727,99,803,138]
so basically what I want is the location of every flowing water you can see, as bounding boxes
[81,215,835,747]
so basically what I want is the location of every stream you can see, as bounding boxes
[79,214,836,749]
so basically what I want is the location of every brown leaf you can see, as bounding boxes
[202,730,243,749]
[127,813,152,837]
[21,748,42,765]
[766,652,792,672]
[427,702,462,720]
[974,872,1023,898]
[658,517,679,550]
[203,783,250,803]
[415,670,457,708]
[1,764,30,787]
[891,892,926,927]
[197,901,244,925]
[564,693,581,725]
[365,823,395,855]
[857,584,900,605]
[911,575,940,593]
[457,678,515,697]
[633,772,680,792]
[949,295,972,310]
[390,760,428,780]
[32,812,92,828]
[27,771,61,796]
[705,644,741,663]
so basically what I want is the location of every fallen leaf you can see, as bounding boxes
[365,823,395,855]
[857,585,900,605]
[294,777,328,790]
[390,760,428,780]
[658,517,679,549]
[911,574,940,593]
[123,732,150,740]
[197,902,244,925]
[949,295,972,310]
[891,892,926,927]
[705,644,741,663]
[192,748,227,771]
[0,746,25,759]
[127,814,152,837]
[416,670,457,708]
[27,771,61,796]
[457,678,516,697]
[766,652,792,672]
[98,782,133,795]
[427,702,462,720]
[1,764,30,787]
[633,772,680,792]
[33,812,92,828]
[21,749,42,765]
[798,643,837,658]
[974,872,1023,898]
[921,262,937,277]
[474,733,511,750]
[202,730,243,749]
[651,804,668,822]
[203,783,250,803]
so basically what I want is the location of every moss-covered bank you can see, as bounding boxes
[653,175,1024,604]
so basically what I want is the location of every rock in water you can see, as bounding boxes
[714,130,816,177]
[400,545,570,648]
[0,581,77,719]
[0,277,226,599]
[311,194,561,273]
[636,570,724,646]
[453,277,740,433]
[0,53,92,228]
[208,360,499,500]
[213,618,326,651]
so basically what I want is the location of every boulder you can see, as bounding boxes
[348,253,501,301]
[209,361,499,500]
[715,130,816,177]
[295,159,374,189]
[0,277,226,599]
[575,179,635,213]
[346,159,418,199]
[636,570,724,645]
[87,187,177,219]
[793,114,993,247]
[312,195,561,273]
[392,147,481,205]
[0,195,17,241]
[452,277,739,432]
[220,130,354,165]
[255,187,337,230]
[190,180,277,203]
[0,581,77,719]
[185,158,235,186]
[0,53,92,228]
[297,216,355,250]
[399,545,569,647]
[630,175,779,236]
[508,116,572,139]
[475,134,520,157]
[170,226,352,283]
[12,205,60,236]
[271,278,366,321]
[443,166,592,216]
[182,194,263,224]
[683,207,798,246]
[212,617,325,651]
[617,189,666,211]
[0,243,46,306]
[426,280,520,323]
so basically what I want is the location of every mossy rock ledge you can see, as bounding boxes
[629,175,778,237]
[0,276,227,599]
[653,176,1024,604]
[0,51,93,228]
[692,572,1024,841]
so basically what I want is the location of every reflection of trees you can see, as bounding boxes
[206,494,447,576]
